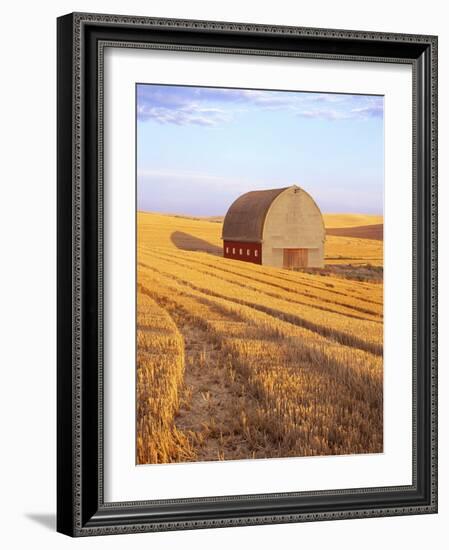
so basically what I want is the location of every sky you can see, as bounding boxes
[136,84,384,216]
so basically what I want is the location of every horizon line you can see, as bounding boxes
[137,209,384,217]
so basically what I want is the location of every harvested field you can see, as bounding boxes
[136,212,383,464]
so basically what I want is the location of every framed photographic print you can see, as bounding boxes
[57,12,438,536]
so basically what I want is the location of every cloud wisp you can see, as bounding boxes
[297,102,384,121]
[137,104,230,127]
[137,84,384,126]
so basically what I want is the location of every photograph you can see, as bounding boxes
[136,83,385,465]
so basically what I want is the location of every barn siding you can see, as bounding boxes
[262,187,325,268]
[223,240,262,265]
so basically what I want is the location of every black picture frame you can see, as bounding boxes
[57,12,438,537]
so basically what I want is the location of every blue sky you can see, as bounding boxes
[137,84,384,216]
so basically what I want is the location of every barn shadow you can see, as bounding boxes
[171,231,222,256]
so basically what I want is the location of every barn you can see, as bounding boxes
[222,185,325,269]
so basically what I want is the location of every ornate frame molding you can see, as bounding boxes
[57,12,438,537]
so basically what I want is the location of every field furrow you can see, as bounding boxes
[144,248,382,321]
[144,246,383,308]
[136,212,384,462]
[136,293,194,465]
[139,269,382,391]
[139,255,383,355]
[165,305,266,462]
[140,277,383,456]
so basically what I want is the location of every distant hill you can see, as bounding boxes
[139,211,383,241]
[326,224,383,241]
[323,214,383,228]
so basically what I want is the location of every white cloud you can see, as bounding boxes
[137,104,230,126]
[297,109,351,121]
[137,84,384,126]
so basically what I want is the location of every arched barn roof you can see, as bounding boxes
[222,186,292,242]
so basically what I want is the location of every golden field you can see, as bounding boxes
[136,212,383,464]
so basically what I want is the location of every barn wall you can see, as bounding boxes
[223,240,262,264]
[264,246,283,268]
[262,187,325,268]
[307,247,324,268]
